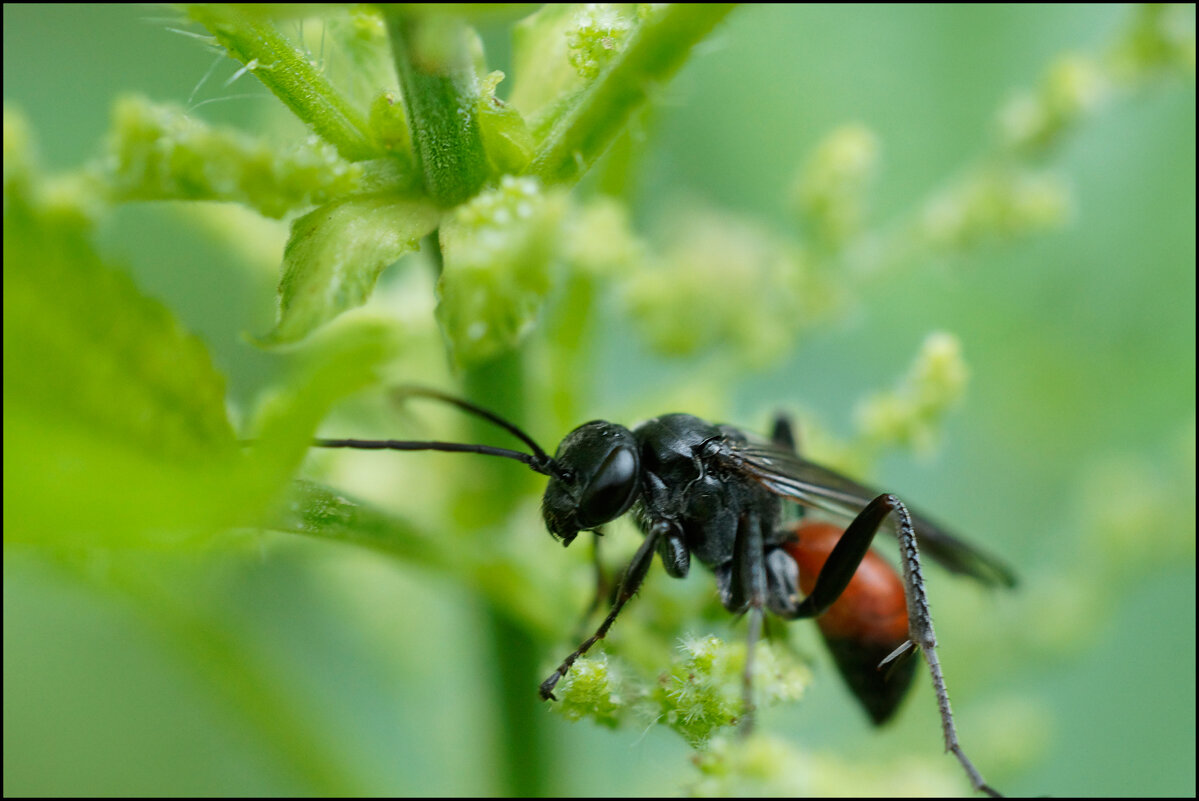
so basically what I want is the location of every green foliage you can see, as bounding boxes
[436,176,567,366]
[3,108,399,546]
[526,4,735,183]
[127,4,733,356]
[4,167,237,545]
[622,208,834,367]
[549,634,809,747]
[184,4,380,161]
[266,194,440,344]
[104,95,366,218]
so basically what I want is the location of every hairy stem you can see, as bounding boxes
[187,5,378,162]
[386,13,490,206]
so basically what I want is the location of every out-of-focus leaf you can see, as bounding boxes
[2,134,400,547]
[2,186,241,546]
[436,177,567,367]
[275,479,445,566]
[246,316,403,497]
[261,193,441,345]
[318,8,401,113]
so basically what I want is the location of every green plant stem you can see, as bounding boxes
[530,3,737,184]
[459,349,551,796]
[186,5,378,162]
[482,604,551,796]
[386,13,490,206]
[457,350,540,528]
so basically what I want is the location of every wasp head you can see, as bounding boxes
[541,421,641,545]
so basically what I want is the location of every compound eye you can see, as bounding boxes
[576,444,639,528]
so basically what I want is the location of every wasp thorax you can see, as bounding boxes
[541,421,641,544]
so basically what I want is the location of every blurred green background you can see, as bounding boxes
[4,4,1194,796]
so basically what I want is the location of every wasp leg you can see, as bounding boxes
[778,493,1000,797]
[572,531,614,641]
[770,412,799,453]
[769,413,809,529]
[539,522,663,701]
[726,512,769,735]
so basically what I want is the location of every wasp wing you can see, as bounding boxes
[719,441,1017,588]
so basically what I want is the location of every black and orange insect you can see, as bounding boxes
[314,388,1015,795]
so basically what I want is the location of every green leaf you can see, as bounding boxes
[2,122,401,548]
[478,73,535,174]
[3,187,241,546]
[247,316,403,494]
[262,193,441,345]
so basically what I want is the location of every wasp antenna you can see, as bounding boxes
[392,386,555,467]
[313,438,555,476]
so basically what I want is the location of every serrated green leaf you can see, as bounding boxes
[262,193,441,345]
[2,190,241,546]
[2,179,403,548]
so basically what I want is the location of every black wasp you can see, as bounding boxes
[315,387,1015,796]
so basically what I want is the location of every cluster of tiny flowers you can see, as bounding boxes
[566,5,636,79]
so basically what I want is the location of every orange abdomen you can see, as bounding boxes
[782,521,915,725]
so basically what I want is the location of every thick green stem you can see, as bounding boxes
[186,5,378,162]
[387,13,490,206]
[530,4,737,185]
[482,604,551,796]
[456,350,539,528]
[458,349,551,795]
